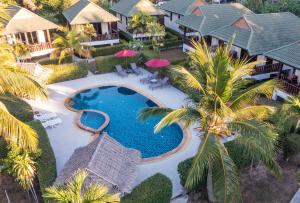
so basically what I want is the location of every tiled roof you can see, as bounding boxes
[110,0,165,17]
[211,12,300,56]
[265,41,300,69]
[1,5,59,35]
[176,3,252,36]
[160,0,206,16]
[63,0,119,25]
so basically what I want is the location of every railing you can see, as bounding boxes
[279,79,300,95]
[253,63,283,75]
[91,33,119,41]
[28,42,52,52]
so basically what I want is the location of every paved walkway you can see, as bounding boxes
[28,70,201,197]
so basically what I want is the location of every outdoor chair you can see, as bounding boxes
[140,71,158,84]
[115,65,128,77]
[130,63,143,75]
[149,77,169,90]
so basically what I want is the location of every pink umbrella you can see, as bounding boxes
[145,58,170,68]
[114,49,138,57]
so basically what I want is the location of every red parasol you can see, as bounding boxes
[145,58,170,68]
[114,49,138,57]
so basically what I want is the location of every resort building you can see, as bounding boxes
[63,0,120,46]
[160,0,207,34]
[110,0,165,39]
[176,3,252,52]
[1,5,59,58]
[210,12,300,99]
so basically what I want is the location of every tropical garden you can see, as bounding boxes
[0,1,300,203]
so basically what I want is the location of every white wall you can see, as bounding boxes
[211,37,219,46]
[164,12,183,34]
[257,55,266,65]
[37,30,46,43]
[101,22,109,35]
[231,45,241,58]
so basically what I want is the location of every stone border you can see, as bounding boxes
[64,83,192,164]
[76,110,110,134]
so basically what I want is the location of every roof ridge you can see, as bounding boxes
[87,133,106,168]
[69,0,90,24]
[264,39,300,54]
[244,15,254,51]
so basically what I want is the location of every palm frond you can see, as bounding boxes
[0,102,38,151]
[233,105,276,120]
[138,107,172,121]
[83,184,120,202]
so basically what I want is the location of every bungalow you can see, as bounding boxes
[264,42,300,100]
[209,12,300,89]
[160,0,206,34]
[63,0,120,47]
[110,0,165,39]
[1,5,59,58]
[175,3,253,52]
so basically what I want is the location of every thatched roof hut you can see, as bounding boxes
[56,133,141,194]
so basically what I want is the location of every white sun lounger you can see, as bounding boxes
[34,112,58,122]
[149,77,169,90]
[130,63,143,75]
[42,117,62,129]
[115,65,128,77]
[140,71,158,84]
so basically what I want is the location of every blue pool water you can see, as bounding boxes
[80,111,106,130]
[70,86,184,158]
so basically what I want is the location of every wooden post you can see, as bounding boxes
[24,32,29,44]
[46,29,51,43]
[30,32,34,43]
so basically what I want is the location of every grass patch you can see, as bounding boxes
[39,56,72,65]
[121,173,172,203]
[91,44,127,57]
[46,63,89,84]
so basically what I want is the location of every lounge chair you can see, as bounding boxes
[42,117,62,129]
[34,112,58,122]
[140,71,158,84]
[130,63,143,75]
[115,65,128,77]
[149,77,169,90]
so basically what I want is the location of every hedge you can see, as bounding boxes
[165,27,182,39]
[121,173,172,203]
[177,157,207,192]
[39,56,72,65]
[283,133,300,157]
[29,120,57,200]
[46,62,89,84]
[0,94,33,122]
[91,44,126,57]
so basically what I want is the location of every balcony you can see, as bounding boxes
[28,42,52,52]
[279,79,300,95]
[252,63,283,75]
[91,33,119,41]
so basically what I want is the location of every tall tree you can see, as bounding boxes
[140,41,281,202]
[128,11,155,34]
[0,7,46,151]
[44,169,120,203]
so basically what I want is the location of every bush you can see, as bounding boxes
[121,173,172,203]
[46,63,89,84]
[91,44,126,57]
[162,39,182,49]
[29,121,57,199]
[177,157,207,192]
[39,56,72,65]
[165,27,182,39]
[119,30,132,41]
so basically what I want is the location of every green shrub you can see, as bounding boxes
[0,94,33,122]
[39,56,72,65]
[121,173,172,203]
[46,63,89,84]
[282,133,300,157]
[162,39,182,49]
[91,44,127,57]
[30,120,57,198]
[119,30,132,41]
[165,27,182,39]
[177,157,207,192]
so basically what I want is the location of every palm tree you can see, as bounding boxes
[0,40,46,152]
[139,40,281,202]
[51,27,87,64]
[146,21,165,53]
[128,11,155,34]
[82,24,97,42]
[2,146,39,202]
[44,169,120,203]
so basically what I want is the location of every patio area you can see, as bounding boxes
[27,69,201,197]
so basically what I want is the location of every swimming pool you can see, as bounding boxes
[68,86,184,159]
